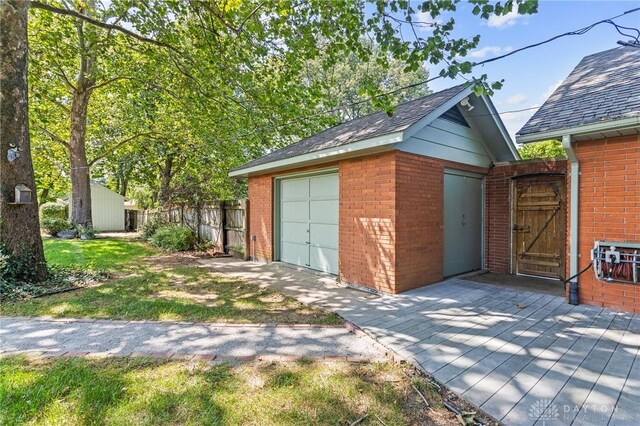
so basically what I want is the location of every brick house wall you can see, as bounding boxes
[573,135,640,313]
[485,159,568,274]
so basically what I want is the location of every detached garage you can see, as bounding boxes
[231,84,519,293]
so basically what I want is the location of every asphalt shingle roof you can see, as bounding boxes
[233,84,469,172]
[518,46,640,137]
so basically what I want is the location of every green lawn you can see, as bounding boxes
[43,238,156,271]
[0,357,454,426]
[1,238,340,324]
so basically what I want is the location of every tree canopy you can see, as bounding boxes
[518,140,567,160]
[29,0,537,210]
[1,0,538,277]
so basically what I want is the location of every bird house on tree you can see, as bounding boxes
[13,184,32,204]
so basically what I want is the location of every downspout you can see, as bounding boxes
[562,135,580,304]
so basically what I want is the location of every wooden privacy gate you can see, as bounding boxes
[512,175,566,280]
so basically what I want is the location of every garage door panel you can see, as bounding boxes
[309,223,338,248]
[310,174,338,198]
[281,222,308,244]
[309,200,338,222]
[279,172,339,275]
[281,178,309,200]
[281,242,309,267]
[310,246,338,274]
[281,200,309,221]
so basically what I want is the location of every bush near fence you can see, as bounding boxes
[137,200,248,259]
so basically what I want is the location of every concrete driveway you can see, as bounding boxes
[200,258,640,426]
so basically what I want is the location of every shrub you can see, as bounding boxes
[40,202,68,220]
[142,214,163,239]
[77,225,96,240]
[42,218,72,237]
[151,226,195,251]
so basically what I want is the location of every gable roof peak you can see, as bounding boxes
[517,45,640,140]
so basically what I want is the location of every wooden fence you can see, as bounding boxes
[137,200,249,259]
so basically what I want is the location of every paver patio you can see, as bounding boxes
[200,258,640,426]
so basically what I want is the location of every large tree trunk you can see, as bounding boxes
[0,0,47,280]
[69,87,93,227]
[158,154,174,206]
[120,177,128,197]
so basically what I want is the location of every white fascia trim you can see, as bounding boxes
[402,86,473,140]
[229,131,404,177]
[480,94,521,160]
[516,116,640,144]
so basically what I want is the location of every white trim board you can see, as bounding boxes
[516,116,640,144]
[229,132,403,177]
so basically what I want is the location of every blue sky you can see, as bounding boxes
[416,0,640,139]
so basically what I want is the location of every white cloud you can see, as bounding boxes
[468,45,513,59]
[504,94,528,105]
[414,11,443,33]
[487,9,523,29]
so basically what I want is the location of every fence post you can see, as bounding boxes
[242,199,250,261]
[221,201,228,254]
[196,202,202,242]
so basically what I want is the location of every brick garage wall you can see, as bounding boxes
[485,159,567,274]
[247,151,490,294]
[394,153,442,291]
[245,156,399,293]
[573,135,640,313]
[247,174,273,262]
[394,152,488,292]
[340,152,397,293]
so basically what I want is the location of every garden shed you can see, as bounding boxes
[230,84,520,294]
[68,182,125,231]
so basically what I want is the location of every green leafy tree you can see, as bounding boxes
[3,0,537,278]
[307,43,431,122]
[518,140,566,159]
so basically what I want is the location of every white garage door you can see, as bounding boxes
[279,173,339,274]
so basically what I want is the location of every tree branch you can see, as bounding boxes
[50,61,77,91]
[48,97,71,114]
[34,124,70,149]
[88,76,135,91]
[88,132,154,166]
[237,2,265,33]
[30,1,183,55]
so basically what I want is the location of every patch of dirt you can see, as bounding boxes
[403,367,500,426]
[143,252,211,268]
